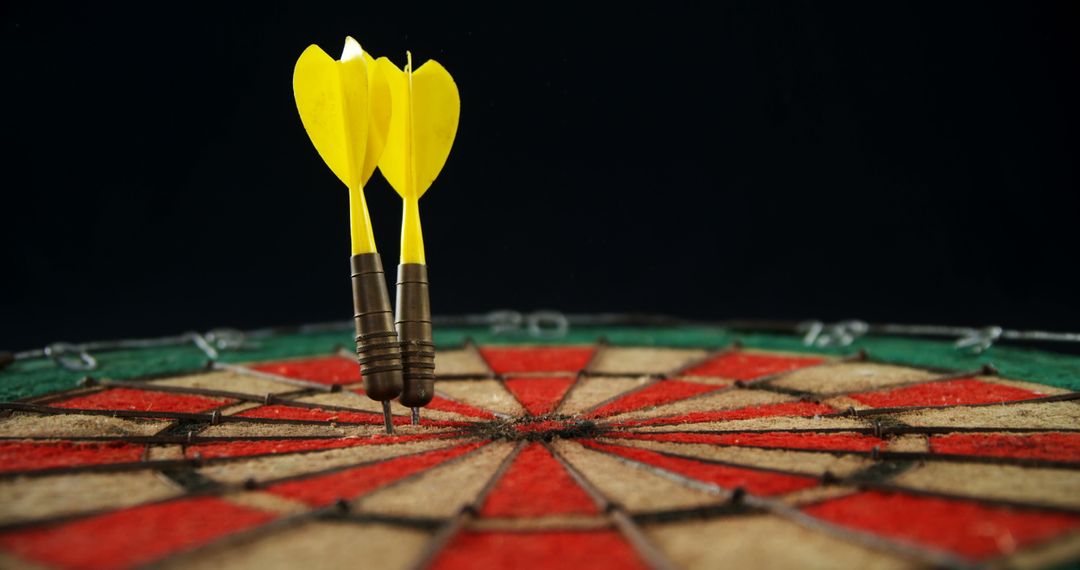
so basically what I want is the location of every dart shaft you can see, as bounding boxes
[396,263,435,407]
[348,187,377,255]
[400,197,425,264]
[351,253,404,404]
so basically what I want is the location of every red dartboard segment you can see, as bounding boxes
[504,377,576,416]
[0,441,147,473]
[249,356,359,385]
[430,530,651,570]
[479,443,598,517]
[266,442,487,507]
[50,388,232,414]
[682,352,825,379]
[236,404,384,424]
[585,379,724,418]
[235,405,470,427]
[850,378,1043,408]
[802,491,1080,560]
[185,433,452,460]
[611,401,838,427]
[604,431,887,453]
[478,346,595,374]
[424,395,499,419]
[929,433,1080,463]
[583,441,817,496]
[0,497,276,570]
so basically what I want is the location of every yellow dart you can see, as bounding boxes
[377,52,460,424]
[294,37,401,434]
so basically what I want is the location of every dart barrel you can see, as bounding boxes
[350,253,404,400]
[395,263,435,407]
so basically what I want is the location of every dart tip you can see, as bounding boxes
[381,401,394,435]
[411,407,420,425]
[342,36,363,61]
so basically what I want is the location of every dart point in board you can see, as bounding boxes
[293,38,459,432]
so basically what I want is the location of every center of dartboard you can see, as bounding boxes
[467,416,603,442]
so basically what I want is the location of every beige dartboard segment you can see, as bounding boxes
[599,438,873,479]
[558,376,653,416]
[551,440,725,512]
[160,521,431,570]
[220,490,309,516]
[432,347,492,378]
[767,362,938,395]
[645,515,918,570]
[884,434,929,453]
[602,388,793,423]
[0,552,47,570]
[356,441,515,518]
[145,445,185,461]
[631,415,871,433]
[586,347,710,376]
[0,412,169,438]
[198,422,365,438]
[890,462,1080,510]
[0,471,182,526]
[434,380,524,416]
[150,370,301,396]
[469,515,611,531]
[889,400,1080,430]
[293,391,473,424]
[197,438,461,484]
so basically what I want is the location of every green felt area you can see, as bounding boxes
[2,324,1077,402]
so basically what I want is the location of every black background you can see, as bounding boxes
[3,3,1078,350]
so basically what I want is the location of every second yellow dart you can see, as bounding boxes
[377,52,460,424]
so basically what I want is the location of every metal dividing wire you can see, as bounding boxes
[5,312,1080,372]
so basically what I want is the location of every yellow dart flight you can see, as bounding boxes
[294,36,391,254]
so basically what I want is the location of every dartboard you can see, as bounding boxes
[1,321,1078,569]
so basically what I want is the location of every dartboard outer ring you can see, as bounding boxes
[0,321,1078,569]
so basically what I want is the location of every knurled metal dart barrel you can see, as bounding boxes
[351,253,404,433]
[396,263,435,423]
